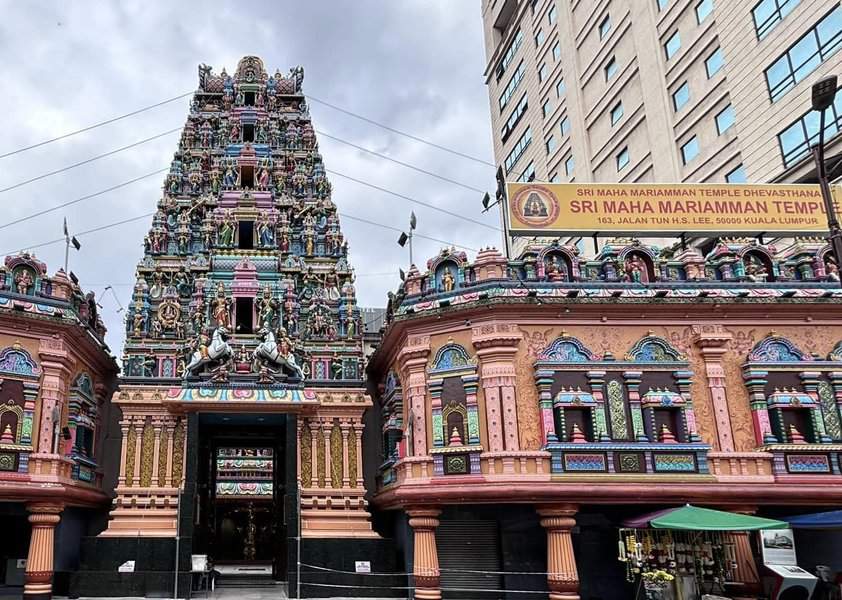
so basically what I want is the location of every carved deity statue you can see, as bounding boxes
[441,268,455,292]
[211,282,232,328]
[14,270,33,295]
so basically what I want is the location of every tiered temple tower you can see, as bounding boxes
[75,57,380,597]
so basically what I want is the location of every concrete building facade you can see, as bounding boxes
[481,0,842,192]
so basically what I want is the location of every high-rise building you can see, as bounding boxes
[72,57,391,597]
[481,0,842,196]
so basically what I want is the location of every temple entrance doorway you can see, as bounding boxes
[194,413,290,586]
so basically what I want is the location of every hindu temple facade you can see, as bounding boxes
[0,253,118,600]
[72,57,382,597]
[369,238,842,600]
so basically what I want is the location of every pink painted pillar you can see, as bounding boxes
[477,346,520,451]
[396,336,432,458]
[36,338,75,456]
[693,327,737,449]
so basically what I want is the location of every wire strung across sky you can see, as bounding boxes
[0,128,181,194]
[316,129,485,194]
[0,91,194,160]
[307,94,495,169]
[0,168,169,231]
[1,205,478,258]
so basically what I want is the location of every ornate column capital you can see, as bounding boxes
[407,506,442,527]
[537,504,579,527]
[692,325,733,353]
[26,502,64,517]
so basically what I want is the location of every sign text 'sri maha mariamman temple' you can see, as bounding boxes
[3,56,842,600]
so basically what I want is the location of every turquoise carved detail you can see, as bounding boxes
[818,380,842,440]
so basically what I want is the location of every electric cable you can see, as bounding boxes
[307,93,496,168]
[0,91,193,159]
[0,128,181,194]
[327,168,501,232]
[2,207,478,256]
[0,168,168,231]
[316,129,486,193]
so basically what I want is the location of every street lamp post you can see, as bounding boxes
[811,75,842,285]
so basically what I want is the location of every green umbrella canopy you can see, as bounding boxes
[650,505,789,531]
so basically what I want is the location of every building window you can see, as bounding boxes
[556,79,566,97]
[538,63,548,82]
[616,147,630,171]
[565,155,575,176]
[536,29,545,46]
[715,104,736,134]
[505,127,533,173]
[517,162,536,182]
[681,136,700,164]
[705,47,724,77]
[553,41,561,61]
[778,90,842,167]
[610,101,624,126]
[495,29,524,81]
[235,297,254,334]
[695,0,713,23]
[560,116,571,135]
[238,221,254,249]
[548,5,557,23]
[550,172,560,182]
[542,98,553,118]
[665,31,681,59]
[501,94,528,141]
[672,82,690,111]
[546,135,558,154]
[658,0,669,10]
[604,56,618,81]
[726,164,747,183]
[499,61,525,111]
[753,0,801,40]
[764,7,842,102]
[599,14,612,39]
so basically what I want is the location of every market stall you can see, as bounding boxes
[785,510,842,597]
[618,505,788,600]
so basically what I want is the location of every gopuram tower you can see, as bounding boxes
[75,57,379,596]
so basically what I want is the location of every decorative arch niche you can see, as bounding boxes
[427,340,481,476]
[743,335,842,464]
[534,334,707,475]
[0,345,39,473]
[68,372,99,480]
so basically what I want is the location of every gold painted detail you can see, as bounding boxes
[300,421,312,486]
[348,428,358,488]
[317,426,326,488]
[140,419,154,487]
[157,426,169,487]
[125,425,137,487]
[330,420,343,488]
[172,420,185,484]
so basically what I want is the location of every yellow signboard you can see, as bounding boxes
[506,182,842,235]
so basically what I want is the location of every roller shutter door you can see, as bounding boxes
[436,519,502,599]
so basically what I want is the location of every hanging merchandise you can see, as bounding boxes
[619,528,738,598]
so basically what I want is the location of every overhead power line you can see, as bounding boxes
[0,91,193,160]
[327,168,501,232]
[307,94,496,168]
[2,205,478,257]
[316,129,485,194]
[0,168,168,231]
[0,128,181,194]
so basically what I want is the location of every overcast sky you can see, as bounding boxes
[0,1,501,355]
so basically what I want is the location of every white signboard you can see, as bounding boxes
[117,560,135,573]
[760,529,797,566]
[355,561,371,573]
